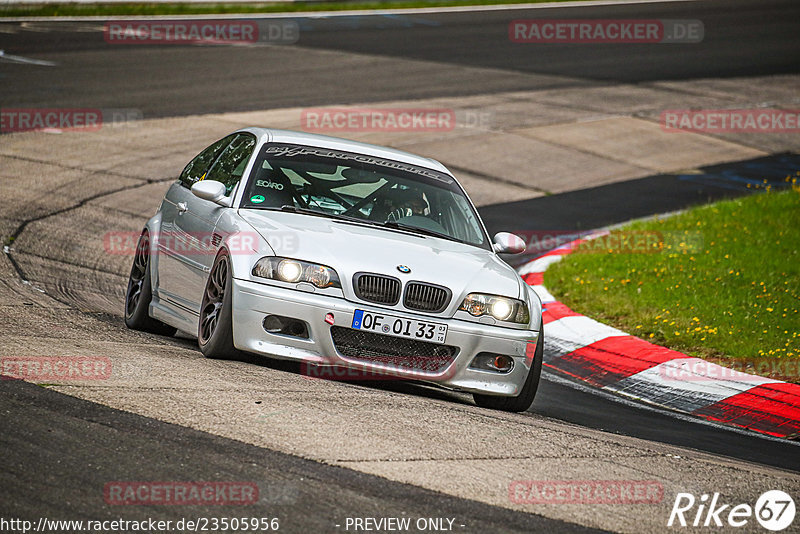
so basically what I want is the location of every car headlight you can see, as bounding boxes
[458,293,529,324]
[252,257,341,289]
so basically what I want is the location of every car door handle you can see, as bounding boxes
[176,202,188,214]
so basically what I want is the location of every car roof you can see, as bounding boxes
[238,127,452,175]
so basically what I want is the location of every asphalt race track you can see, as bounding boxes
[2,0,799,116]
[1,380,598,533]
[2,0,800,532]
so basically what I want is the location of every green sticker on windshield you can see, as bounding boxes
[250,195,265,204]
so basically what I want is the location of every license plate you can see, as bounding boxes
[351,309,447,344]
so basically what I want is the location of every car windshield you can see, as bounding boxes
[240,143,489,249]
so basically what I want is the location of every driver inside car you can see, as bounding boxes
[386,189,430,222]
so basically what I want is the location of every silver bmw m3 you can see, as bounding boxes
[124,128,543,411]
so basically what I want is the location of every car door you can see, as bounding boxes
[156,133,234,313]
[158,133,257,316]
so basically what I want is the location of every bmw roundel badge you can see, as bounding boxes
[397,265,411,274]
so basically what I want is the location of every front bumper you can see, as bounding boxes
[231,278,540,396]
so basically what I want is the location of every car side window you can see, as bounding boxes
[178,135,236,188]
[205,133,257,194]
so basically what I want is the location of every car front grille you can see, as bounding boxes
[353,273,401,305]
[403,282,451,313]
[331,326,458,374]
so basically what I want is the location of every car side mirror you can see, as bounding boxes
[191,180,231,207]
[493,232,526,254]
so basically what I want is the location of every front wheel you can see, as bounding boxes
[124,231,177,336]
[198,250,242,360]
[473,325,543,412]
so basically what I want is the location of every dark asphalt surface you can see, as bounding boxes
[484,153,800,246]
[1,0,798,117]
[0,380,600,533]
[534,375,800,472]
[2,0,800,529]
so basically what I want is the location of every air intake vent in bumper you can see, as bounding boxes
[331,326,458,374]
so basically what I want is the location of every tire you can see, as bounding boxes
[124,231,177,336]
[198,250,242,360]
[473,325,543,412]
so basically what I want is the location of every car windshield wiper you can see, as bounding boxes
[278,205,367,224]
[264,205,464,243]
[380,220,463,244]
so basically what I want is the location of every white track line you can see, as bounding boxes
[0,50,56,66]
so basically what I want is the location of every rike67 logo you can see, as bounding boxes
[668,490,795,531]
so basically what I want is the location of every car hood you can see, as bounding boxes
[239,210,523,309]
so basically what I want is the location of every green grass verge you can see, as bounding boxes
[546,182,800,382]
[2,0,582,18]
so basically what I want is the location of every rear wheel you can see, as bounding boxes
[124,231,177,336]
[198,250,242,360]
[473,325,543,412]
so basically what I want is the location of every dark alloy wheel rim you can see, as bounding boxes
[125,234,149,318]
[200,257,227,344]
